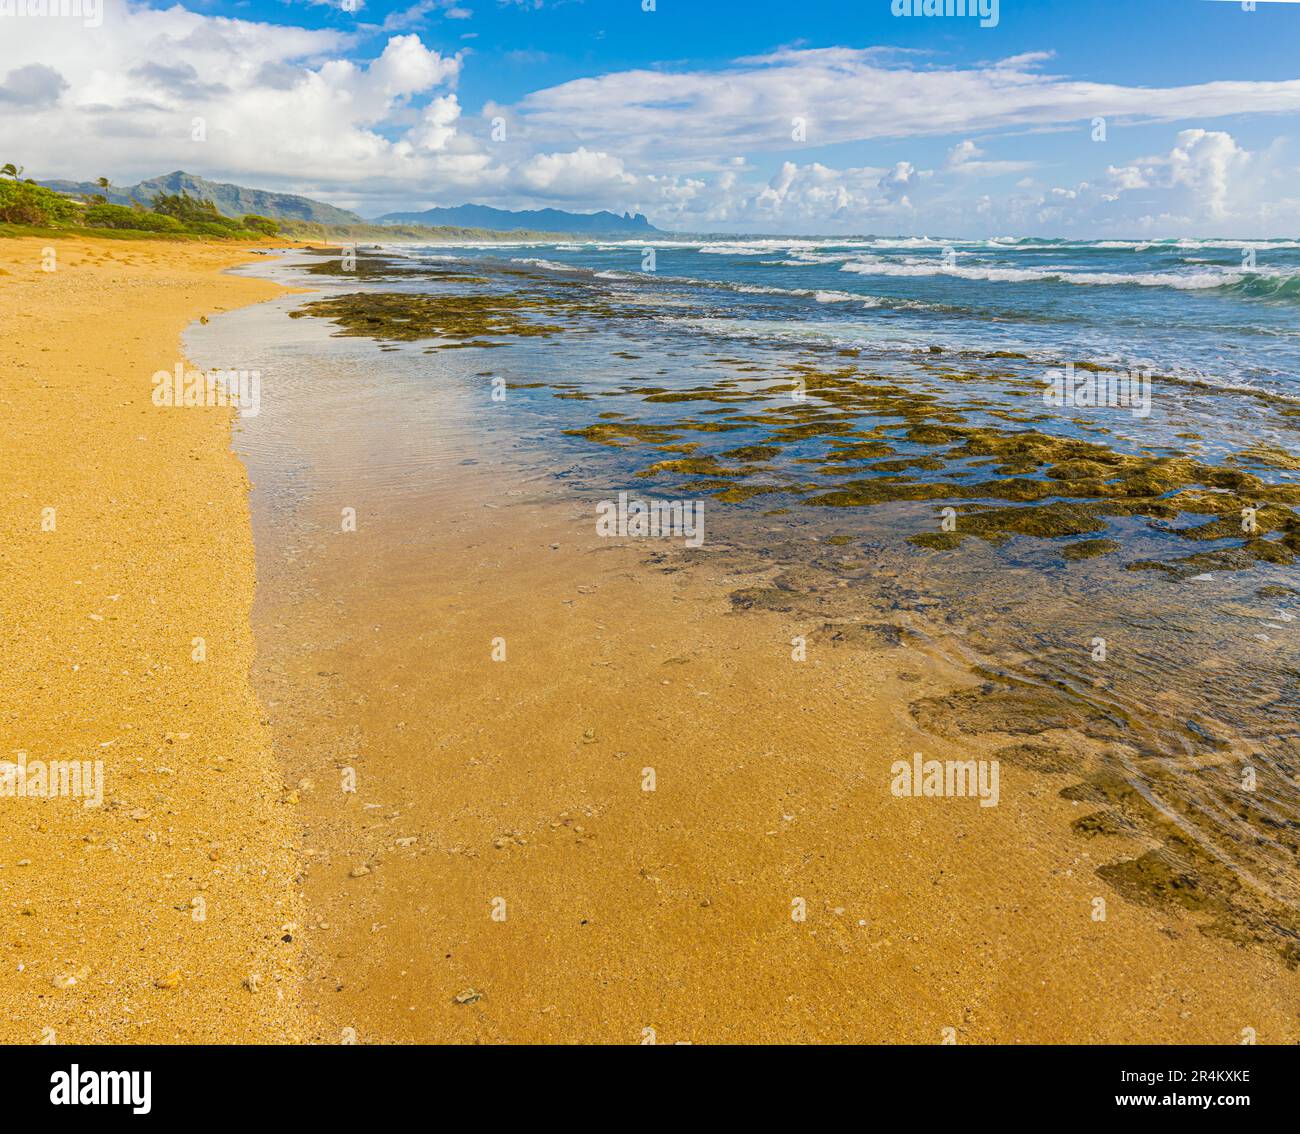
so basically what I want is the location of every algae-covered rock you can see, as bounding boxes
[1062,538,1120,560]
[909,532,965,550]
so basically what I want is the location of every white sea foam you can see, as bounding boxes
[815,290,881,306]
[840,259,1062,283]
[511,257,587,273]
[837,257,1277,290]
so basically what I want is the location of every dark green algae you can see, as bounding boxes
[910,682,1300,967]
[565,366,1300,573]
[286,283,1300,575]
[289,291,575,344]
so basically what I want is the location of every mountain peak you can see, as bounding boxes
[374,202,659,235]
[38,171,364,226]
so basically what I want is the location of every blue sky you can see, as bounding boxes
[3,0,1300,233]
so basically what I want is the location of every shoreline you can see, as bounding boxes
[0,235,307,1042]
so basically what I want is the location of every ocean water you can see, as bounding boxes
[202,237,1300,962]
[370,234,1300,471]
[423,234,1300,397]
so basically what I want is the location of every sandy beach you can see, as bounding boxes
[4,236,1297,1045]
[0,236,304,1042]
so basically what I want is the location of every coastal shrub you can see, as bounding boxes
[148,193,243,236]
[83,203,185,232]
[151,190,225,223]
[241,213,281,236]
[0,179,79,226]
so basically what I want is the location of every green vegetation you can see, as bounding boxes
[0,176,80,226]
[0,162,283,239]
[241,213,281,237]
[148,190,280,238]
[4,164,617,244]
[81,204,185,233]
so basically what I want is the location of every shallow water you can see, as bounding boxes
[424,235,1300,403]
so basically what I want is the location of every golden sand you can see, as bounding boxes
[0,237,304,1042]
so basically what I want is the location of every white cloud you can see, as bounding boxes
[515,147,636,198]
[624,129,1300,236]
[944,138,1032,177]
[1019,129,1298,235]
[0,1,478,209]
[878,160,929,201]
[511,46,1300,162]
[407,93,462,152]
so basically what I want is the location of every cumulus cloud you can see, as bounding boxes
[515,147,636,198]
[877,160,929,203]
[1024,129,1287,234]
[511,46,1300,162]
[407,93,462,152]
[764,162,900,223]
[0,1,474,208]
[0,63,68,106]
[613,129,1298,236]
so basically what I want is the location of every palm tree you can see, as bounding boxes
[0,163,23,180]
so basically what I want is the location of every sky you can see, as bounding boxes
[2,0,1300,235]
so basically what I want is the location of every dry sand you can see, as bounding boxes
[0,236,304,1042]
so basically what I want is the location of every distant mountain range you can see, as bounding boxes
[38,170,661,235]
[38,171,365,226]
[374,203,658,234]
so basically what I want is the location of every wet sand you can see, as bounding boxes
[257,481,1300,1044]
[0,237,305,1042]
[194,278,1300,1044]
